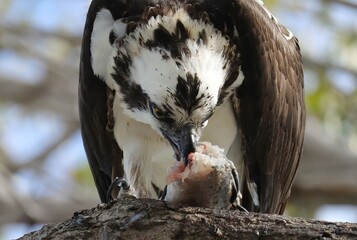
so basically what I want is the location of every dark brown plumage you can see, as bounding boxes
[230,1,305,214]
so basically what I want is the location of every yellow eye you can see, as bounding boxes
[150,103,165,119]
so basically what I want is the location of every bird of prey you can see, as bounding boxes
[79,0,305,214]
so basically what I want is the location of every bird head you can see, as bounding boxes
[107,9,242,165]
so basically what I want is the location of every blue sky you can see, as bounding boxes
[2,0,87,34]
[0,0,356,239]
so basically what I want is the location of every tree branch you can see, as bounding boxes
[322,0,357,10]
[303,57,357,81]
[19,197,357,239]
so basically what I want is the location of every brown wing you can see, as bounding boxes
[80,0,153,202]
[79,0,140,202]
[196,0,304,214]
[230,0,305,213]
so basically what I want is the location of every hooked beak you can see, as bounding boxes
[162,126,197,166]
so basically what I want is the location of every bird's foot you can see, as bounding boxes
[106,177,136,202]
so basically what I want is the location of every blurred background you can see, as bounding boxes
[0,0,356,238]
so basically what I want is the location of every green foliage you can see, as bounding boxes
[71,164,96,187]
[264,0,279,8]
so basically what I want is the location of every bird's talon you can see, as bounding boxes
[106,177,132,202]
[236,205,249,213]
[159,185,168,200]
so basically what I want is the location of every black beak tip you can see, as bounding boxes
[183,155,189,166]
[181,144,196,166]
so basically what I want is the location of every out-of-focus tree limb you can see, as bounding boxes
[0,24,82,46]
[322,0,357,9]
[293,118,357,206]
[0,175,98,226]
[303,57,357,80]
[0,78,47,103]
[2,123,79,173]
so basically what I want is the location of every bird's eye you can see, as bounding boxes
[201,112,214,126]
[150,103,165,119]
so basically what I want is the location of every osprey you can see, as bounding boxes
[79,0,305,214]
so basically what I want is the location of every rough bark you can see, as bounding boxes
[19,196,357,240]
